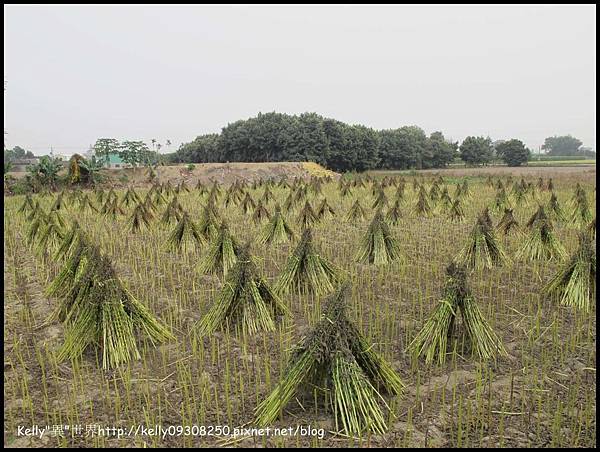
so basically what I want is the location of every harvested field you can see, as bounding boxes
[3,168,596,448]
[369,165,596,180]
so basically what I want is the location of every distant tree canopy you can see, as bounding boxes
[4,145,35,162]
[495,139,531,167]
[169,112,459,172]
[541,135,592,156]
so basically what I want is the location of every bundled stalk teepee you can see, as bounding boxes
[455,210,509,270]
[254,282,403,436]
[492,187,510,213]
[370,181,382,196]
[258,204,295,244]
[195,245,289,336]
[293,185,308,203]
[47,208,66,228]
[413,185,432,217]
[297,200,319,229]
[197,220,241,277]
[35,213,65,256]
[439,187,452,212]
[207,180,221,202]
[94,187,105,204]
[278,178,290,189]
[340,182,353,198]
[68,188,83,204]
[162,181,174,197]
[516,209,566,261]
[496,208,519,235]
[355,210,403,265]
[51,192,65,211]
[252,200,271,224]
[569,187,593,226]
[142,193,157,215]
[396,178,406,195]
[536,177,544,190]
[460,180,472,198]
[346,199,366,223]
[106,187,118,203]
[26,209,48,247]
[196,201,220,239]
[130,203,153,233]
[161,198,183,225]
[102,198,126,218]
[195,180,207,195]
[282,192,296,213]
[386,199,403,226]
[407,263,507,365]
[45,235,174,369]
[448,198,465,223]
[261,187,275,205]
[310,177,323,195]
[241,192,256,214]
[166,212,205,252]
[177,180,190,193]
[153,188,167,206]
[274,228,341,296]
[526,205,548,229]
[372,189,389,210]
[224,183,244,207]
[121,187,140,207]
[453,183,464,200]
[542,232,596,312]
[77,194,98,213]
[316,198,335,220]
[546,192,567,222]
[52,221,86,263]
[429,183,440,203]
[26,201,43,222]
[512,184,528,207]
[18,194,35,214]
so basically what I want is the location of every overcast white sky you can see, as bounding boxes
[3,4,596,156]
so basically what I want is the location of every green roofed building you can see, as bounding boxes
[103,153,132,169]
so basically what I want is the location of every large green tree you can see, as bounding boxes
[426,132,458,168]
[496,139,530,167]
[459,136,494,166]
[541,135,583,156]
[378,126,428,169]
[92,138,121,165]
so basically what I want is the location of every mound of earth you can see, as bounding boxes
[104,161,339,188]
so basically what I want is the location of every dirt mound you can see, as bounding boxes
[104,162,339,188]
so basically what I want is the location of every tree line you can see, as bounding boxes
[168,112,593,171]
